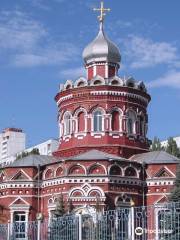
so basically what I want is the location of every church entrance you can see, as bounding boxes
[13,212,26,240]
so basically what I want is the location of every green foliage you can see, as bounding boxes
[16,148,40,160]
[54,194,65,217]
[151,137,163,151]
[67,199,73,214]
[48,195,76,240]
[30,148,40,155]
[170,165,180,202]
[166,137,180,158]
[95,197,101,212]
[151,136,180,158]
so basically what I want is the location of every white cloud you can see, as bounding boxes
[24,0,65,11]
[0,10,46,50]
[174,61,180,68]
[115,20,132,28]
[148,70,180,89]
[0,10,80,67]
[123,35,178,69]
[12,43,79,67]
[59,67,86,79]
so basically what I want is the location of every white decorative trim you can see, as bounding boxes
[0,182,37,189]
[109,76,124,86]
[105,63,108,78]
[74,132,87,138]
[147,180,174,186]
[9,197,30,207]
[10,169,32,181]
[74,77,88,88]
[153,166,176,178]
[57,94,73,105]
[106,191,142,196]
[90,91,149,104]
[63,80,73,90]
[68,163,87,175]
[94,65,97,76]
[43,168,55,179]
[69,183,105,199]
[146,193,171,196]
[154,195,168,204]
[88,163,107,175]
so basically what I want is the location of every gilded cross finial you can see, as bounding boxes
[93,1,111,22]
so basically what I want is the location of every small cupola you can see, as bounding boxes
[82,2,121,80]
[83,22,121,65]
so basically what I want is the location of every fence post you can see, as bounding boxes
[131,207,135,240]
[37,219,41,240]
[7,220,10,240]
[78,214,82,240]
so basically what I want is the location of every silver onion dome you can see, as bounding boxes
[83,22,121,65]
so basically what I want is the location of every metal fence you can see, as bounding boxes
[1,202,180,240]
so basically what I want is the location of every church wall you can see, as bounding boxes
[145,163,177,205]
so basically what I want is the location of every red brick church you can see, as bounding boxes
[0,2,179,224]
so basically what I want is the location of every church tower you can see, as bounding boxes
[54,2,151,159]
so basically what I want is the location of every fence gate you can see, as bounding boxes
[81,209,131,240]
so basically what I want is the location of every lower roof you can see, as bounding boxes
[130,151,180,164]
[4,150,180,168]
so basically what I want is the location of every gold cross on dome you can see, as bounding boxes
[93,1,111,22]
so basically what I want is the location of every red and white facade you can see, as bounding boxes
[0,13,179,224]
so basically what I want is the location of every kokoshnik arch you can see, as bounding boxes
[0,1,179,223]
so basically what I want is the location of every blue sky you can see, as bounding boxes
[0,0,180,147]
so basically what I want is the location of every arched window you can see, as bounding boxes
[127,110,136,134]
[88,164,105,175]
[111,80,119,86]
[127,82,134,88]
[68,165,85,175]
[45,169,54,179]
[127,119,133,134]
[77,81,85,87]
[65,84,71,90]
[139,115,145,136]
[112,111,120,131]
[125,167,137,177]
[56,167,64,177]
[94,80,102,85]
[93,110,103,132]
[77,111,85,132]
[109,165,122,176]
[64,113,71,136]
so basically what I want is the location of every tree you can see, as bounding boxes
[167,165,180,239]
[67,199,73,214]
[151,137,163,151]
[166,137,180,158]
[54,194,65,218]
[30,148,40,155]
[49,194,71,240]
[170,164,180,202]
[16,148,40,160]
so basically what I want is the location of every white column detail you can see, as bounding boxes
[93,65,97,77]
[105,63,108,78]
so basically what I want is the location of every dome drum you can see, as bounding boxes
[86,62,118,80]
